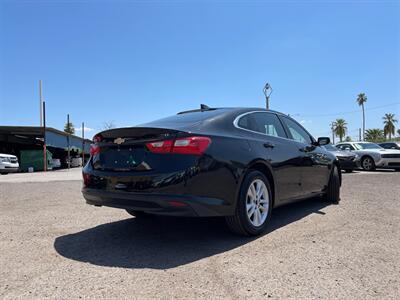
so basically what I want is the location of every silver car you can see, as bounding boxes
[336,142,400,171]
[0,153,19,174]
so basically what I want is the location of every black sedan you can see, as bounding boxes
[82,107,341,236]
[323,144,360,172]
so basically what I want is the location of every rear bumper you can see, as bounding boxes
[82,187,228,217]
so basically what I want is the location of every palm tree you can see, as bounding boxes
[356,93,367,141]
[365,128,384,143]
[334,119,347,142]
[64,121,75,135]
[383,113,397,140]
[398,129,400,137]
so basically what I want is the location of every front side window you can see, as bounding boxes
[237,112,287,138]
[337,143,354,150]
[281,116,312,144]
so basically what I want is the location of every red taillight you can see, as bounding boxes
[172,136,211,155]
[146,139,174,153]
[90,144,100,156]
[146,136,211,155]
[90,133,103,156]
[82,172,91,187]
[93,134,103,143]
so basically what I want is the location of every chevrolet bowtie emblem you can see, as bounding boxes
[114,138,125,145]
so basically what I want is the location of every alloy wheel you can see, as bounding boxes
[246,179,270,227]
[362,157,373,170]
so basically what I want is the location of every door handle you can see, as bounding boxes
[263,142,275,149]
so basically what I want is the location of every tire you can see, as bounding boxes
[325,165,340,204]
[226,171,272,236]
[361,156,375,171]
[126,210,152,218]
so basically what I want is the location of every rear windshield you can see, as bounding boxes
[140,109,230,127]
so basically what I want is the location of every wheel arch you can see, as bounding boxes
[239,159,276,208]
[332,159,342,186]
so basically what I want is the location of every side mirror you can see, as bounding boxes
[317,137,330,146]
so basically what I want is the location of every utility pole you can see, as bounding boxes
[359,128,361,142]
[263,83,273,110]
[39,80,43,126]
[43,101,47,172]
[67,114,70,169]
[82,121,85,166]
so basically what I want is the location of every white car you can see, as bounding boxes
[0,153,19,174]
[336,142,400,171]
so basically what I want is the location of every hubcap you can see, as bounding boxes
[363,158,372,170]
[246,179,269,227]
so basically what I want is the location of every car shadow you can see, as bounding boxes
[54,198,330,269]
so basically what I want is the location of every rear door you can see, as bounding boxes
[236,112,304,202]
[279,116,330,195]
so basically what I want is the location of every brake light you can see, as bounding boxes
[146,136,211,155]
[90,133,103,156]
[146,140,174,153]
[173,136,211,155]
[82,172,91,187]
[90,144,100,156]
[93,134,103,143]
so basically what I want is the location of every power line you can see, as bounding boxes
[291,102,399,118]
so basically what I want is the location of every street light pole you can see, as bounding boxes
[43,101,47,172]
[67,114,70,169]
[82,121,85,166]
[39,80,43,126]
[263,83,273,110]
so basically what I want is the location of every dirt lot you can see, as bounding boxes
[0,170,399,299]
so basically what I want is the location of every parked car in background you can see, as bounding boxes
[336,142,400,171]
[82,107,341,236]
[65,157,82,168]
[0,153,19,174]
[323,144,359,173]
[51,158,61,169]
[379,142,400,150]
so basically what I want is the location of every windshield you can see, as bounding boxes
[354,143,383,150]
[323,144,337,151]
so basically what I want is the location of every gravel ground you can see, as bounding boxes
[0,171,399,299]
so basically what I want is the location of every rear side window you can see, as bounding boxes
[237,112,287,138]
[281,116,313,144]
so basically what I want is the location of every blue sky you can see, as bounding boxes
[1,0,399,140]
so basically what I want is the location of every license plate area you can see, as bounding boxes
[93,145,147,171]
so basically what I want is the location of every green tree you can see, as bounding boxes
[356,93,367,141]
[334,119,347,142]
[398,129,400,137]
[383,113,397,140]
[345,136,352,142]
[365,128,384,143]
[64,122,75,135]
